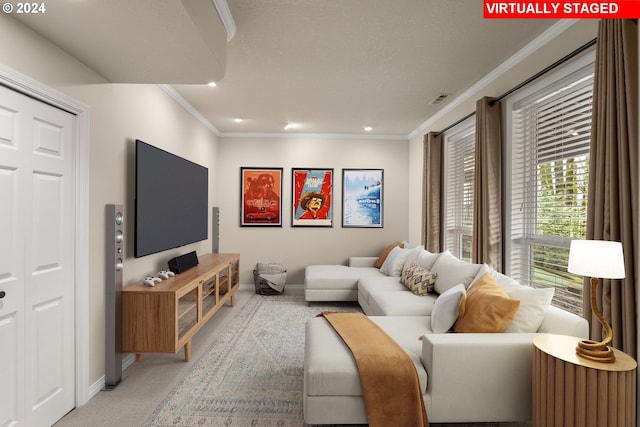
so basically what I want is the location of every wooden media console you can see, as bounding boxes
[122,253,240,361]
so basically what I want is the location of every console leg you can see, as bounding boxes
[135,353,142,362]
[184,341,191,362]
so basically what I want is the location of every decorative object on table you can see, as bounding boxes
[342,168,383,228]
[291,168,333,227]
[240,167,283,226]
[253,262,287,295]
[568,239,626,362]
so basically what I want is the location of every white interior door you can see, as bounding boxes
[0,84,76,426]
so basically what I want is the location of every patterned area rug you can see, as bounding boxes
[145,293,530,427]
[145,294,360,427]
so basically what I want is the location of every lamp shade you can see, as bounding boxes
[568,240,625,279]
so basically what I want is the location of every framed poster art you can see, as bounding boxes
[292,168,333,227]
[240,167,283,226]
[342,169,383,228]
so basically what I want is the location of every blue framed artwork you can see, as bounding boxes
[342,169,383,228]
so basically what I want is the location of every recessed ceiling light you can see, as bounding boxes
[284,122,295,130]
[207,82,217,87]
[233,118,244,123]
[364,126,373,132]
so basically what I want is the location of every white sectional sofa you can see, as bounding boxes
[303,245,589,424]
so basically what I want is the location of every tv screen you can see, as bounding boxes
[135,139,208,258]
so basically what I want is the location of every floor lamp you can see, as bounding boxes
[567,239,625,363]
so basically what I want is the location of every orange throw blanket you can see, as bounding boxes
[319,312,429,427]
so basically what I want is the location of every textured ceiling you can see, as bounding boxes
[13,0,576,137]
[174,0,559,136]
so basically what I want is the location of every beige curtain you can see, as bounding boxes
[586,19,637,357]
[422,131,442,252]
[472,97,502,271]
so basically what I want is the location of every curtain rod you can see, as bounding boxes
[435,37,597,136]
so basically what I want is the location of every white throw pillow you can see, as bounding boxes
[380,246,412,277]
[416,250,441,270]
[504,287,555,333]
[402,247,427,274]
[431,251,483,294]
[475,266,522,293]
[430,283,466,333]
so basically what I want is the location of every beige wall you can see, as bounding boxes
[0,15,220,387]
[218,136,410,284]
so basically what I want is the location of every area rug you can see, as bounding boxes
[145,294,361,427]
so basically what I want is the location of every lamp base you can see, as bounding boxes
[576,339,615,363]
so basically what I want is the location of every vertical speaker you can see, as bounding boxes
[212,206,220,253]
[105,204,124,389]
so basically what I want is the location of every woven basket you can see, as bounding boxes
[253,262,286,295]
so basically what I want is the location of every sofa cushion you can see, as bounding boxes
[454,273,520,333]
[305,316,430,397]
[430,283,466,333]
[504,286,555,333]
[400,263,437,296]
[358,276,406,305]
[431,251,483,294]
[305,265,384,290]
[369,291,437,316]
[375,242,402,268]
[380,246,412,277]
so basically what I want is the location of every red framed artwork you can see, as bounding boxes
[240,167,283,226]
[291,168,333,227]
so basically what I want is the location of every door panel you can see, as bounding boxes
[0,84,75,427]
[0,95,25,427]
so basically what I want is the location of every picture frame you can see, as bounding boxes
[342,169,383,228]
[291,168,333,227]
[240,167,283,226]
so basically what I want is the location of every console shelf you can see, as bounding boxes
[122,253,240,361]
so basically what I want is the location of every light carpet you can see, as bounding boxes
[145,294,360,427]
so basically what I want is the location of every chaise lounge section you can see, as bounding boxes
[303,244,589,424]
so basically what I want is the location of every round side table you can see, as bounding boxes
[533,334,637,427]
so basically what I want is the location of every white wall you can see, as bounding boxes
[218,136,410,284]
[0,14,220,387]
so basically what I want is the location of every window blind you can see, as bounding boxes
[509,67,593,315]
[444,120,475,261]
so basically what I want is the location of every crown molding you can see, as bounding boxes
[213,0,236,42]
[218,131,408,140]
[159,84,222,136]
[408,19,579,140]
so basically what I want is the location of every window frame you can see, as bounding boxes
[504,49,595,314]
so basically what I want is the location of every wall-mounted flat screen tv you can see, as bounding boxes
[135,139,208,258]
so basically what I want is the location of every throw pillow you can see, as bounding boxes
[430,283,466,333]
[375,242,402,269]
[401,247,427,275]
[504,287,555,333]
[400,263,438,296]
[431,251,483,294]
[380,247,412,277]
[453,273,520,333]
